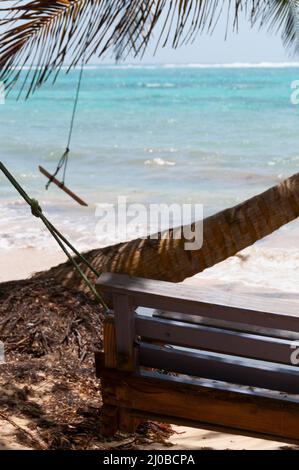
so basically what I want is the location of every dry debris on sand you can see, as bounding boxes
[0,278,174,450]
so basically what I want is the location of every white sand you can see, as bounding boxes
[0,246,294,450]
[0,416,33,450]
[0,248,66,283]
[166,427,288,451]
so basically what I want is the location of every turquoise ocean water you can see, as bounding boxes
[1,63,299,291]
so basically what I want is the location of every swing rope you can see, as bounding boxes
[0,161,109,313]
[46,60,84,190]
[45,148,69,190]
[46,13,91,190]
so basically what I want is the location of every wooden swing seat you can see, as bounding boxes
[95,273,299,444]
[39,165,88,206]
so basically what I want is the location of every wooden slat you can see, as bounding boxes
[136,315,296,365]
[154,310,299,341]
[39,166,88,206]
[139,368,299,403]
[130,409,299,445]
[139,343,299,393]
[100,364,299,444]
[97,273,299,332]
[113,294,136,371]
[103,315,117,369]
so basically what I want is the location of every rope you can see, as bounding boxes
[0,161,109,313]
[46,61,84,189]
[46,9,93,190]
[45,148,69,189]
[66,60,85,153]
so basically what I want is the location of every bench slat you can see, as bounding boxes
[136,315,296,365]
[139,343,299,393]
[154,310,299,341]
[97,273,299,332]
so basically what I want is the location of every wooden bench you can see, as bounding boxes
[95,273,299,443]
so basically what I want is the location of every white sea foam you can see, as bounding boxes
[141,82,175,89]
[144,147,178,154]
[85,62,299,69]
[162,62,299,69]
[197,246,299,293]
[13,62,299,71]
[194,218,299,293]
[144,158,176,167]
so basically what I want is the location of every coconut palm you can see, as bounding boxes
[38,172,299,290]
[1,0,299,288]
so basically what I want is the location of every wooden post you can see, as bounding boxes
[113,294,136,371]
[100,405,119,437]
[101,305,137,436]
[118,408,141,434]
[103,315,117,369]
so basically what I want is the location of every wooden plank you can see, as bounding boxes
[130,409,299,445]
[103,315,117,369]
[113,294,136,371]
[155,310,299,341]
[139,368,299,403]
[139,343,299,393]
[136,315,296,365]
[39,166,88,207]
[100,366,299,444]
[97,273,299,332]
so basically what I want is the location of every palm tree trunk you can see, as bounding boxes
[39,172,299,290]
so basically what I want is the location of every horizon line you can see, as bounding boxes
[12,61,299,71]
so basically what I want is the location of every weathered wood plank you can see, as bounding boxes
[97,273,299,332]
[139,343,299,393]
[139,368,299,403]
[155,310,299,341]
[130,409,299,445]
[136,315,296,365]
[103,315,117,369]
[113,294,136,371]
[100,366,299,444]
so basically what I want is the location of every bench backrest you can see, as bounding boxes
[97,273,299,394]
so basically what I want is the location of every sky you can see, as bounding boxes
[105,11,292,65]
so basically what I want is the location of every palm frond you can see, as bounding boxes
[253,0,299,53]
[1,0,299,96]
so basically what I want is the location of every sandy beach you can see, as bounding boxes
[0,246,295,451]
[0,248,67,283]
